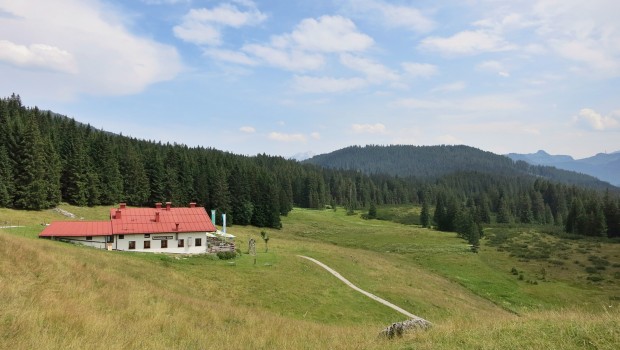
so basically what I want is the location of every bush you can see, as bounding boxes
[585,266,598,274]
[217,251,237,260]
[510,267,518,275]
[587,275,604,282]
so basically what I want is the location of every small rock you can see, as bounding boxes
[379,317,432,338]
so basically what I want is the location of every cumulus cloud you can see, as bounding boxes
[476,60,510,77]
[268,132,307,142]
[284,15,374,53]
[0,0,182,99]
[242,44,324,71]
[419,30,516,55]
[293,75,367,93]
[174,2,267,46]
[0,40,78,74]
[340,0,434,32]
[401,62,438,78]
[340,54,399,83]
[240,126,256,133]
[210,15,374,72]
[204,48,257,66]
[351,123,386,134]
[574,108,620,131]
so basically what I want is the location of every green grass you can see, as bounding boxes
[1,205,619,349]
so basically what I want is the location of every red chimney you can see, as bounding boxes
[155,202,162,209]
[165,202,171,211]
[120,203,126,209]
[189,202,196,208]
[175,223,179,231]
[115,209,122,219]
[155,212,160,223]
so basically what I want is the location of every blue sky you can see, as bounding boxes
[1,0,619,159]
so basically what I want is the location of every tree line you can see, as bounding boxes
[1,94,618,236]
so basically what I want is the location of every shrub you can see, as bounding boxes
[217,251,237,260]
[518,273,524,281]
[587,275,604,282]
[510,267,518,275]
[585,266,598,274]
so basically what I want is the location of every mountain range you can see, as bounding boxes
[305,145,617,191]
[506,150,620,186]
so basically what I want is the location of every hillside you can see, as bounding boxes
[1,205,619,349]
[507,150,620,186]
[305,145,616,190]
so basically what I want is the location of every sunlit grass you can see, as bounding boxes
[0,205,619,349]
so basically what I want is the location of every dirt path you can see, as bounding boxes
[298,255,430,322]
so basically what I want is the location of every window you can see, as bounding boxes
[107,235,114,243]
[178,239,184,248]
[86,236,92,241]
[144,241,150,249]
[144,234,150,238]
[161,240,167,248]
[119,235,124,239]
[195,238,202,247]
[129,241,136,250]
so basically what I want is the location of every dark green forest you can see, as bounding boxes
[1,95,619,237]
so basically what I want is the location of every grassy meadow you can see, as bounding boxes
[1,205,619,349]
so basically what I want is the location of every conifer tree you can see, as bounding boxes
[420,200,430,228]
[12,116,47,209]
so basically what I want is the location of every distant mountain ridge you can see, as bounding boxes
[506,150,620,186]
[305,145,617,191]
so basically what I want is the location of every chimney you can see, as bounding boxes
[165,202,171,211]
[155,202,162,209]
[189,202,196,208]
[155,212,160,223]
[115,209,122,219]
[175,223,179,231]
[120,203,126,209]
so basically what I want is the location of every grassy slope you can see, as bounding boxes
[0,206,618,349]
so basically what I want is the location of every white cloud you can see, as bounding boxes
[173,3,267,46]
[431,81,466,93]
[268,132,307,142]
[284,15,374,53]
[351,123,386,134]
[311,132,321,140]
[174,21,221,46]
[0,40,78,74]
[341,0,434,32]
[340,54,399,83]
[0,0,182,99]
[476,60,510,77]
[574,108,620,131]
[419,30,515,55]
[293,75,367,93]
[240,126,256,133]
[242,44,324,71]
[204,48,257,66]
[401,62,438,78]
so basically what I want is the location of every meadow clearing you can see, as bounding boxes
[0,205,619,349]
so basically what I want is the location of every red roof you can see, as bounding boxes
[109,207,216,234]
[39,221,112,237]
[39,205,217,238]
